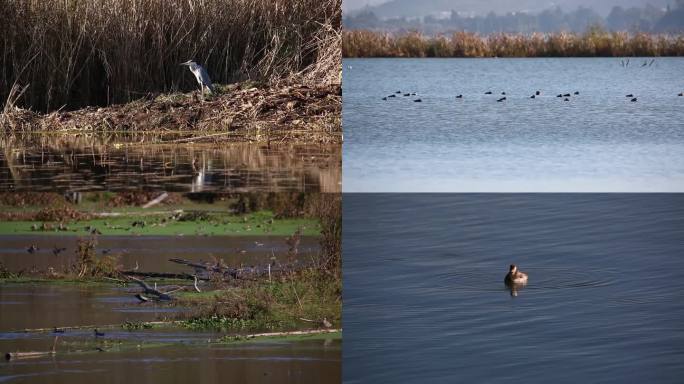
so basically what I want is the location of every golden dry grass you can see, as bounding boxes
[343,29,684,58]
[0,0,341,112]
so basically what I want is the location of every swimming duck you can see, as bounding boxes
[413,99,422,102]
[455,94,463,98]
[564,98,570,101]
[530,95,536,99]
[382,97,387,101]
[94,329,105,337]
[504,264,528,285]
[556,94,563,98]
[53,327,65,334]
[563,93,571,97]
[485,91,493,95]
[536,90,541,95]
[497,97,506,102]
[678,93,683,96]
[625,94,634,98]
[631,98,637,102]
[574,91,579,95]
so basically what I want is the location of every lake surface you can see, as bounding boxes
[0,134,340,193]
[343,194,684,383]
[343,58,684,191]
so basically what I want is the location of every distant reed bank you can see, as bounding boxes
[343,29,684,58]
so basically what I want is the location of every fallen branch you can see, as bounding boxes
[5,336,58,361]
[126,275,174,300]
[244,328,340,339]
[142,192,168,209]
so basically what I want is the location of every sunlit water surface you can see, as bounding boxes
[343,58,684,191]
[343,194,684,383]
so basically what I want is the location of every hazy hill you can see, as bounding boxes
[347,0,672,18]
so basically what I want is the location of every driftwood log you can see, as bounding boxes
[126,276,174,301]
[167,258,309,280]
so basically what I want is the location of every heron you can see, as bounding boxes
[180,60,215,95]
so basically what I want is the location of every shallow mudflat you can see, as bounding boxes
[0,234,320,274]
[0,284,341,384]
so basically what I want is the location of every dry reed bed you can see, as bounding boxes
[1,81,342,144]
[0,0,341,112]
[343,30,684,57]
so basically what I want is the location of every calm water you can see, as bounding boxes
[0,235,319,273]
[0,135,340,192]
[343,194,684,383]
[343,58,684,191]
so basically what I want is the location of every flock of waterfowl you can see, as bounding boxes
[382,90,684,103]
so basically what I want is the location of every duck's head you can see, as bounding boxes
[509,264,517,273]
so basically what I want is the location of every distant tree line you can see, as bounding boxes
[344,3,684,35]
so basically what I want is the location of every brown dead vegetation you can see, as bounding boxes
[2,82,341,144]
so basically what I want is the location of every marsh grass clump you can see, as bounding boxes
[178,268,341,331]
[0,0,341,113]
[342,29,684,57]
[74,237,121,278]
[175,193,341,331]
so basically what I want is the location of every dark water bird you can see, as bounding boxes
[485,91,492,95]
[53,327,65,334]
[395,91,402,94]
[574,91,580,95]
[563,93,571,97]
[94,329,105,337]
[455,94,463,98]
[536,90,541,95]
[556,94,563,98]
[411,92,417,95]
[530,95,536,99]
[27,245,38,254]
[501,92,506,95]
[641,61,648,67]
[403,93,410,96]
[382,97,387,100]
[497,97,506,102]
[631,98,638,102]
[564,98,570,101]
[52,246,66,256]
[102,249,111,255]
[678,93,683,96]
[626,94,634,98]
[414,99,422,102]
[504,264,528,285]
[388,94,396,98]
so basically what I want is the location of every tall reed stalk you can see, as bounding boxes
[0,0,341,112]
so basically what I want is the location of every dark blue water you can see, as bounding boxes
[343,194,684,383]
[343,58,684,191]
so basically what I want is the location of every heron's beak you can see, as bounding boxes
[179,61,190,66]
